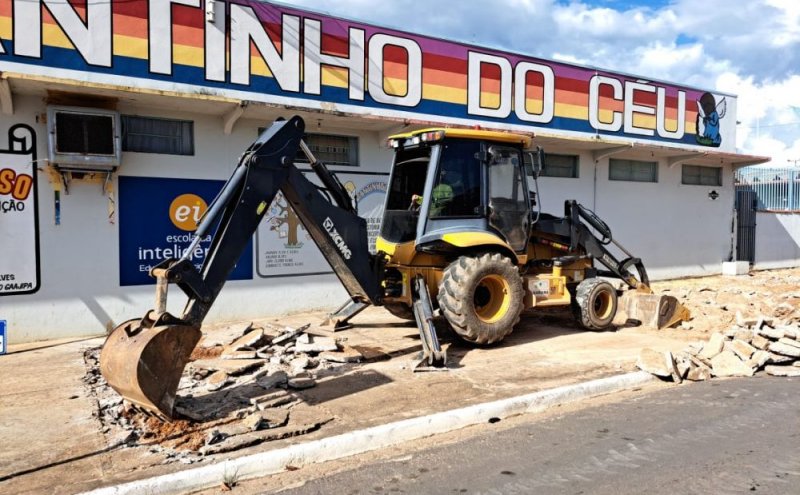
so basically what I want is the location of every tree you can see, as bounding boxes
[268,192,304,247]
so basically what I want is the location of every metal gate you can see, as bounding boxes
[735,189,757,263]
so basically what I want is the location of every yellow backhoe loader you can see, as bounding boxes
[100,116,688,419]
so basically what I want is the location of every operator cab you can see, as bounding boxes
[380,129,535,254]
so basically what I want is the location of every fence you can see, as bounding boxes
[735,167,800,211]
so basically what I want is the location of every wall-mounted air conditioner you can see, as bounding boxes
[47,106,121,170]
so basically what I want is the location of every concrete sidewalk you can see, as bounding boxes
[0,307,702,494]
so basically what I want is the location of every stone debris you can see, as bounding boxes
[710,351,755,377]
[295,334,339,354]
[206,371,233,391]
[768,341,800,358]
[228,329,270,351]
[729,339,756,361]
[190,359,264,375]
[243,409,289,431]
[82,320,369,464]
[765,365,800,377]
[638,313,800,383]
[220,350,258,360]
[636,348,676,378]
[320,345,363,363]
[288,376,317,389]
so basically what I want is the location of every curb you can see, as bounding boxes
[82,371,655,495]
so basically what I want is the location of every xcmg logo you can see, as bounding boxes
[323,217,352,260]
[169,194,207,231]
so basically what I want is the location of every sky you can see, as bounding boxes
[287,0,800,166]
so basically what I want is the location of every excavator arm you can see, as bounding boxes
[536,200,689,328]
[100,116,385,419]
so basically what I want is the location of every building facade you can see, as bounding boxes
[0,0,766,342]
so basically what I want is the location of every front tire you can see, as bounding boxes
[437,253,524,345]
[571,278,618,331]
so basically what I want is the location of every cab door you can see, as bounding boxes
[487,146,530,252]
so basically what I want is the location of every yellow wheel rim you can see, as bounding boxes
[474,274,511,323]
[594,290,614,320]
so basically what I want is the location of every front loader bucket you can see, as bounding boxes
[100,319,202,420]
[618,291,690,329]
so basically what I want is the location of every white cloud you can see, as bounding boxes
[286,0,800,165]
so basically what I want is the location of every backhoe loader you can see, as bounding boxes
[100,116,689,419]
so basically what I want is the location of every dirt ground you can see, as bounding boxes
[1,268,798,494]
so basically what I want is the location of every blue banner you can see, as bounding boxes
[118,176,253,286]
[0,320,6,355]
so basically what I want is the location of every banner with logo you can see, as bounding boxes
[256,172,388,278]
[0,124,39,296]
[0,0,737,152]
[118,176,253,286]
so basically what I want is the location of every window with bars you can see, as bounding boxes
[609,158,658,183]
[295,133,359,167]
[541,153,579,178]
[682,164,722,186]
[121,115,194,155]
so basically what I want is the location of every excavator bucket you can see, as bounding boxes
[617,289,690,329]
[99,319,201,420]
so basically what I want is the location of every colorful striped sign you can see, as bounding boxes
[0,0,737,152]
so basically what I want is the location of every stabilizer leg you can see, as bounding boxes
[321,297,370,331]
[410,276,447,371]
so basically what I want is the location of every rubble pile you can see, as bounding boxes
[638,313,800,382]
[83,322,361,462]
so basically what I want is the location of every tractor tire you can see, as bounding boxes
[571,278,618,331]
[384,303,415,321]
[437,253,524,345]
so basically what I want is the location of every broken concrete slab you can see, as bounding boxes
[200,408,333,456]
[320,346,364,363]
[288,376,317,389]
[778,337,800,349]
[220,350,258,360]
[243,409,289,431]
[729,339,757,361]
[757,327,785,340]
[228,329,269,351]
[190,359,265,375]
[270,323,311,346]
[746,350,771,370]
[765,365,800,377]
[768,341,800,358]
[699,332,725,359]
[289,356,311,375]
[688,353,712,370]
[295,335,338,354]
[686,365,711,381]
[735,311,758,328]
[750,334,770,350]
[252,391,296,410]
[710,351,755,377]
[636,348,674,379]
[731,328,753,343]
[256,370,288,390]
[676,360,690,380]
[767,352,794,364]
[206,371,232,392]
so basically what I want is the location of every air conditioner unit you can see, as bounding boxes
[47,106,121,170]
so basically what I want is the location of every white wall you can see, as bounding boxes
[536,151,735,280]
[2,96,391,343]
[2,95,737,343]
[753,212,800,270]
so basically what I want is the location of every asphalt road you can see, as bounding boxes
[279,376,800,495]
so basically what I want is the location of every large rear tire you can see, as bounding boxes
[384,303,415,321]
[437,253,524,345]
[571,278,618,331]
